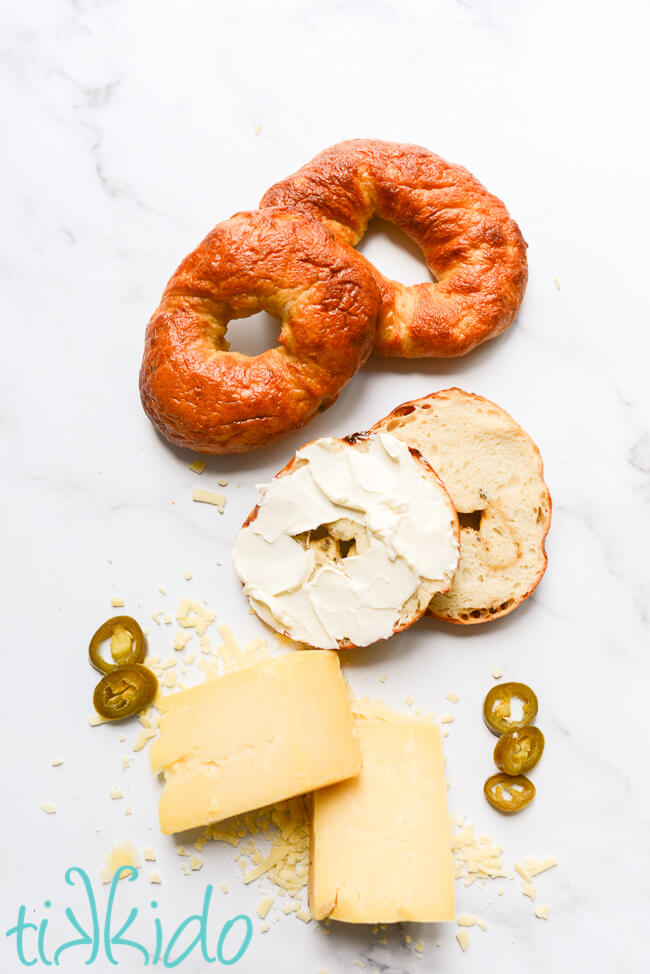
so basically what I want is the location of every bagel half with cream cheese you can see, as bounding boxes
[372,389,551,624]
[233,432,460,649]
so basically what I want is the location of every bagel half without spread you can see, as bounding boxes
[372,389,551,623]
[261,139,528,358]
[233,432,460,649]
[140,208,381,454]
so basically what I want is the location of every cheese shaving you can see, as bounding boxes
[457,913,477,926]
[257,896,274,919]
[192,488,226,513]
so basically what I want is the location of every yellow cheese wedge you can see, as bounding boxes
[150,650,361,834]
[309,717,455,923]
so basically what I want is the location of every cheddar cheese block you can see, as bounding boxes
[309,717,455,923]
[150,651,361,834]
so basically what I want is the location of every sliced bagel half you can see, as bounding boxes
[372,388,551,624]
[233,432,460,649]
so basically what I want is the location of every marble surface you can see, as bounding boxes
[2,0,649,971]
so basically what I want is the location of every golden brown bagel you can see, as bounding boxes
[261,140,528,358]
[140,208,381,454]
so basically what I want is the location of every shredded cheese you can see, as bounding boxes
[192,488,226,513]
[257,896,274,919]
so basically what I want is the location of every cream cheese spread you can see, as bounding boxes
[232,433,459,648]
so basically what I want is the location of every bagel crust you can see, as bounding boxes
[261,140,528,358]
[140,208,380,454]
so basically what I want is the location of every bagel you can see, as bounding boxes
[233,432,460,649]
[261,139,528,358]
[372,389,551,623]
[139,208,381,454]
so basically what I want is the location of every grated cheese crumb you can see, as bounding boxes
[133,729,156,752]
[143,847,156,861]
[491,667,503,679]
[173,631,192,651]
[522,881,536,900]
[41,802,56,814]
[445,691,460,703]
[440,714,454,724]
[110,596,125,607]
[100,840,140,884]
[515,862,532,883]
[456,930,470,952]
[190,857,203,871]
[534,904,550,920]
[192,489,226,513]
[257,896,274,919]
[148,871,161,884]
[260,921,270,932]
[218,479,228,486]
[158,585,167,596]
[477,919,488,931]
[528,856,558,877]
[457,914,477,926]
[109,786,123,800]
[188,461,206,474]
[50,757,64,767]
[220,882,229,894]
[379,675,388,684]
[124,806,133,816]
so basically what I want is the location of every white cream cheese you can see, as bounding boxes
[232,433,459,649]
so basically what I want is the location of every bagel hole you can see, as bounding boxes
[225,310,280,356]
[356,218,437,285]
[293,525,358,561]
[458,510,483,532]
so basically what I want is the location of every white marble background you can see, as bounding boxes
[1,0,649,971]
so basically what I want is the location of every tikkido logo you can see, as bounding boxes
[5,867,253,967]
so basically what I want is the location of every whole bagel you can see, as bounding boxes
[261,139,528,358]
[140,208,381,454]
